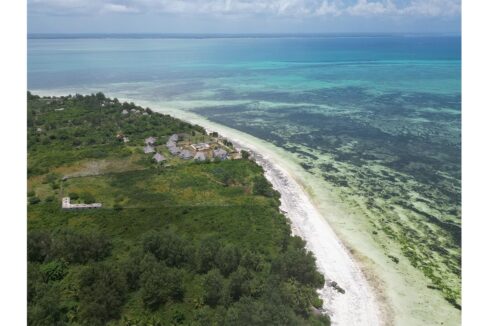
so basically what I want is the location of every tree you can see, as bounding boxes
[279,279,315,317]
[28,231,52,263]
[140,258,185,310]
[202,269,224,307]
[223,297,300,326]
[142,230,188,267]
[28,283,67,326]
[273,243,324,288]
[216,244,240,277]
[241,150,250,160]
[228,267,251,302]
[196,237,221,273]
[78,263,127,326]
[52,229,111,264]
[252,176,274,197]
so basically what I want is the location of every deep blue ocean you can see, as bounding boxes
[28,34,462,301]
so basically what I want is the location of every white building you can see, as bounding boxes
[144,145,155,154]
[194,151,207,161]
[62,197,102,209]
[191,143,210,151]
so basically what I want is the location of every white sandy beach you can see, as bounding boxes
[134,100,461,326]
[132,100,385,326]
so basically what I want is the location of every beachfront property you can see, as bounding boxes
[144,145,155,154]
[167,144,180,155]
[179,149,193,160]
[191,143,210,151]
[153,152,166,163]
[62,197,102,209]
[213,148,228,160]
[194,151,207,161]
[145,136,157,144]
[168,134,179,142]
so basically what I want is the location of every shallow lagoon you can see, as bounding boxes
[29,34,461,307]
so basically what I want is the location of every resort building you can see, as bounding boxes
[179,149,193,160]
[62,197,102,209]
[145,136,157,145]
[144,145,155,154]
[194,151,207,161]
[213,148,228,160]
[191,143,210,151]
[153,153,166,163]
[168,145,180,155]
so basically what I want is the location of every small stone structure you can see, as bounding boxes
[62,197,102,209]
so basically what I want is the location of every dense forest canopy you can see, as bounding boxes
[27,92,330,325]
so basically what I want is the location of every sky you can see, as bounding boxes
[27,0,461,34]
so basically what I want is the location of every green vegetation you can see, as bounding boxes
[27,93,329,325]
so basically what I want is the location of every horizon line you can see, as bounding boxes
[28,32,461,40]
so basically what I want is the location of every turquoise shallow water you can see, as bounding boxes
[28,34,461,306]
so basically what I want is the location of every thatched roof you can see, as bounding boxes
[179,149,193,160]
[213,148,228,160]
[194,151,207,161]
[153,153,166,162]
[143,145,155,154]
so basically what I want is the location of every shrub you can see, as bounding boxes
[40,260,68,282]
[29,196,41,205]
[68,192,79,200]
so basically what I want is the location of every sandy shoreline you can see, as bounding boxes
[130,100,385,325]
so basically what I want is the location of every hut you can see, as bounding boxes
[153,153,166,163]
[213,148,228,160]
[194,151,207,161]
[179,149,193,160]
[144,145,155,154]
[145,136,157,145]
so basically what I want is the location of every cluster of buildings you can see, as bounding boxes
[138,130,240,163]
[143,136,166,163]
[165,134,229,161]
[121,108,150,116]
